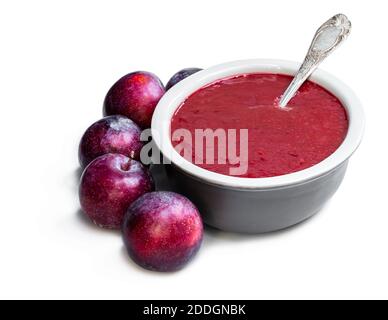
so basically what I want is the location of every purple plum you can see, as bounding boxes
[78,115,143,168]
[122,192,203,272]
[79,154,154,229]
[103,71,165,128]
[165,68,203,91]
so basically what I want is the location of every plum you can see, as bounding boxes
[103,71,165,128]
[79,154,154,229]
[165,68,203,91]
[78,115,143,168]
[122,192,203,272]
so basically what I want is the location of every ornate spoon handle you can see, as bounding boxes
[278,14,351,108]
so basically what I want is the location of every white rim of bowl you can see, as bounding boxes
[151,59,365,189]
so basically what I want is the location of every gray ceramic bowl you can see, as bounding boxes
[152,59,365,233]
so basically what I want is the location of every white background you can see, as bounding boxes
[0,0,386,300]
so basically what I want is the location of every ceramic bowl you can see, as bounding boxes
[152,59,365,233]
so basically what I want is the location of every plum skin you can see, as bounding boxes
[79,154,154,229]
[78,115,143,168]
[165,68,203,91]
[103,71,165,128]
[122,192,203,272]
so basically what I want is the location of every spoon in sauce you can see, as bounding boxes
[278,14,351,108]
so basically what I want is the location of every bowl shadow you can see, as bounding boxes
[203,204,326,247]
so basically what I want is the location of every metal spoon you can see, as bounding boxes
[278,14,351,108]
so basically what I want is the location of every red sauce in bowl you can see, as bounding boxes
[170,73,348,178]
